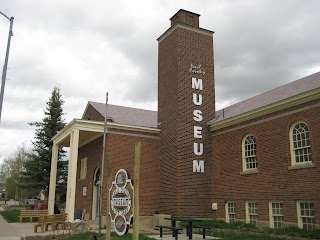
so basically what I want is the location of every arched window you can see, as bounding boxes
[290,122,311,165]
[242,134,257,171]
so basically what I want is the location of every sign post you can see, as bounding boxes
[105,152,112,240]
[133,142,141,240]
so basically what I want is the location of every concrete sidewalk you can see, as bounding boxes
[0,205,54,239]
[0,214,21,240]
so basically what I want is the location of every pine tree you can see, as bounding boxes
[19,86,67,194]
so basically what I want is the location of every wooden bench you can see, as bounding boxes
[52,213,67,231]
[156,225,182,240]
[33,213,67,233]
[34,215,53,233]
[186,225,209,239]
[19,209,48,223]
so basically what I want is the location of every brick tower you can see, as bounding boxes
[158,9,215,217]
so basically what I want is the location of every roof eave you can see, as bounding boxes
[52,118,160,146]
[157,22,214,43]
[209,88,320,132]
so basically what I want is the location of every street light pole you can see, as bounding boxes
[0,11,14,122]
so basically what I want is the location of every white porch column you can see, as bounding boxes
[65,129,79,221]
[48,143,59,214]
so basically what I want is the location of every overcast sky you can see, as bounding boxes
[1,0,320,164]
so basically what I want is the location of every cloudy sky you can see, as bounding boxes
[1,0,320,164]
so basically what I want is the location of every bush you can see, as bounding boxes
[180,220,320,239]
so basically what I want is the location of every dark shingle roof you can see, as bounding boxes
[212,71,320,123]
[88,101,158,128]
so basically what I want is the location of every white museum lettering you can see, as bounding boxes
[194,126,202,138]
[189,64,206,75]
[192,76,205,172]
[193,110,203,122]
[192,77,203,90]
[193,93,203,105]
[193,160,204,173]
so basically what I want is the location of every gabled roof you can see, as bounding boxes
[209,71,320,127]
[85,101,158,129]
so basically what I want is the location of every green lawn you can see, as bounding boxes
[0,209,22,223]
[212,231,288,240]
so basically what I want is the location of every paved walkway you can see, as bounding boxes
[0,214,21,240]
[0,204,53,239]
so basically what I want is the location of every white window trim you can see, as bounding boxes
[269,201,283,228]
[242,134,257,172]
[225,202,236,223]
[80,157,87,180]
[297,201,315,229]
[289,121,312,167]
[246,201,257,225]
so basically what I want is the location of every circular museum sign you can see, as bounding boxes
[109,169,134,236]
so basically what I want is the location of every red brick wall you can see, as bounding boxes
[76,137,102,215]
[76,130,160,218]
[211,103,320,225]
[158,24,180,216]
[158,11,215,217]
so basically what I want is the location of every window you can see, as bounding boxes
[246,202,258,226]
[269,202,283,228]
[226,202,236,223]
[297,201,315,230]
[80,157,87,179]
[242,134,257,171]
[290,122,311,166]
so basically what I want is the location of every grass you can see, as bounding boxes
[23,232,155,240]
[0,209,22,222]
[263,226,320,239]
[0,209,39,222]
[211,230,286,240]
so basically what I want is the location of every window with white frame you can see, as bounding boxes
[242,134,257,171]
[269,202,283,228]
[297,201,315,230]
[80,157,87,179]
[290,122,311,166]
[226,202,236,223]
[246,202,258,226]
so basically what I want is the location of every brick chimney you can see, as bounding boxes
[170,9,200,27]
[158,10,215,217]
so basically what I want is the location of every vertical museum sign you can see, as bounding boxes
[190,64,205,173]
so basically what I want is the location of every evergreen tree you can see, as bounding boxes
[19,86,67,194]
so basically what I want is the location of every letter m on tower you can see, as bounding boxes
[193,160,204,173]
[192,78,203,90]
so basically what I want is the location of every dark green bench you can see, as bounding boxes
[156,225,183,240]
[186,225,209,239]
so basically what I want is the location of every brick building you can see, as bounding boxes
[48,9,320,230]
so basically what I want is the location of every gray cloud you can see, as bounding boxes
[1,0,320,163]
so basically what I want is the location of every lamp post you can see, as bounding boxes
[0,11,14,122]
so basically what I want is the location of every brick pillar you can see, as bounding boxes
[158,9,215,217]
